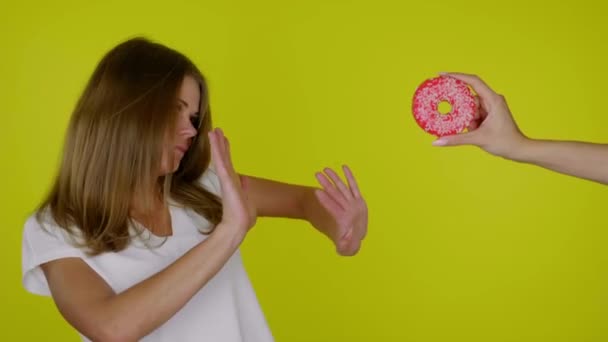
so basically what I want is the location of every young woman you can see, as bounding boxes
[22,37,369,342]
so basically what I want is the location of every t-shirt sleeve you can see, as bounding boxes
[21,214,86,296]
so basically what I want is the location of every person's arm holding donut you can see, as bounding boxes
[432,72,608,186]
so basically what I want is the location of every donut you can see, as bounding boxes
[412,76,477,137]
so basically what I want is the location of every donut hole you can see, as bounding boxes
[437,100,452,115]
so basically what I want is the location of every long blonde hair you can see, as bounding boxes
[37,37,222,255]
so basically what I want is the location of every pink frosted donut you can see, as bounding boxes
[412,76,477,137]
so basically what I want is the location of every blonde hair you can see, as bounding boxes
[37,37,222,255]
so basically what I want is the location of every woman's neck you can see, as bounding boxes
[130,183,164,216]
[129,184,173,237]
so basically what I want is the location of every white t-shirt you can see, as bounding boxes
[21,169,274,342]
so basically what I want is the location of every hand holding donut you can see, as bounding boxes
[416,72,529,159]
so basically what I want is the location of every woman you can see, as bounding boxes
[21,37,369,341]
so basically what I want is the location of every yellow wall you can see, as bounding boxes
[2,0,607,340]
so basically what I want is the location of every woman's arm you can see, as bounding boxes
[42,225,242,342]
[241,165,368,256]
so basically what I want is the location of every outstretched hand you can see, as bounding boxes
[314,165,368,256]
[208,128,257,239]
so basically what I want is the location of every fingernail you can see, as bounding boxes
[432,138,447,146]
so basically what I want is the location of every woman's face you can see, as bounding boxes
[159,75,200,175]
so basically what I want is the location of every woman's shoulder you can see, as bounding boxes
[22,208,84,249]
[24,208,60,237]
[21,208,87,296]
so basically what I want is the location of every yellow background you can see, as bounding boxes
[2,0,607,340]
